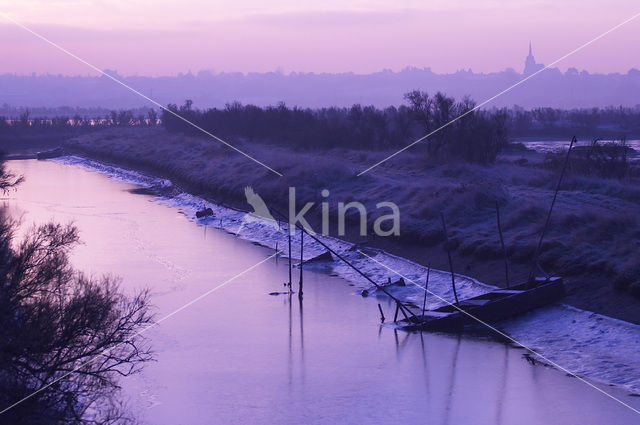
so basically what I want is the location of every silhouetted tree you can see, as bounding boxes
[160,92,510,163]
[0,161,153,425]
[147,109,158,126]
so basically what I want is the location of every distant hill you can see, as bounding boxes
[1,67,640,110]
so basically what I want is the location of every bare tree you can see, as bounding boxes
[0,167,153,424]
[147,109,158,126]
[0,154,24,191]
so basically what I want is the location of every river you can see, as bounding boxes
[521,138,640,154]
[4,159,640,425]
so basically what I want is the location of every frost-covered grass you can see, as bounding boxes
[64,127,640,320]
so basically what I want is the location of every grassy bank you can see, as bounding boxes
[61,127,640,324]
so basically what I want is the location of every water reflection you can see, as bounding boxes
[299,296,305,380]
[419,332,432,415]
[495,344,509,425]
[284,291,307,398]
[442,335,462,425]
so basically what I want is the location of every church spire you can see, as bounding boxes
[523,41,543,75]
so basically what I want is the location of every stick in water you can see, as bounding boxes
[298,229,304,300]
[528,136,576,284]
[440,212,459,305]
[422,264,431,316]
[495,201,510,288]
[287,223,292,292]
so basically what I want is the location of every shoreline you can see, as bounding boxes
[49,153,639,323]
[58,129,640,326]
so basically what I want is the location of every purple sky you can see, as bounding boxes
[0,1,639,76]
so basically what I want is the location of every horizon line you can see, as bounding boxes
[3,65,640,79]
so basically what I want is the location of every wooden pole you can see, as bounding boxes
[528,136,576,285]
[440,212,459,305]
[399,302,410,320]
[298,229,304,300]
[495,201,510,288]
[621,137,629,179]
[287,222,292,292]
[422,264,431,316]
[269,206,415,317]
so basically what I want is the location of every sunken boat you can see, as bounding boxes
[195,207,214,218]
[397,138,576,333]
[399,277,565,332]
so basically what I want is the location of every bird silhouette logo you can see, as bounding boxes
[237,186,282,234]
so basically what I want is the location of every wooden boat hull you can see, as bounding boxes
[195,207,214,218]
[401,277,565,332]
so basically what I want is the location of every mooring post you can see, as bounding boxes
[269,205,417,317]
[422,264,431,317]
[298,229,304,301]
[398,303,410,320]
[440,212,460,305]
[393,302,400,322]
[528,136,576,285]
[495,201,510,288]
[378,303,385,323]
[287,222,292,293]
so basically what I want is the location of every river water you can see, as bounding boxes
[4,159,640,425]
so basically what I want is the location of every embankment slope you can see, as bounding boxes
[63,127,640,324]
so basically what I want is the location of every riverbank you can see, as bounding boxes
[42,154,640,397]
[59,127,640,324]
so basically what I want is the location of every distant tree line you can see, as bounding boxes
[162,91,510,163]
[0,108,159,132]
[4,95,640,161]
[0,108,159,150]
[544,139,636,179]
[0,104,114,119]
